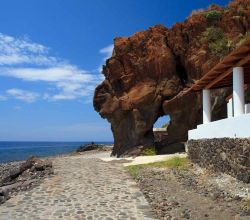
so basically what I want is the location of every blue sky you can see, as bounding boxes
[0,0,231,141]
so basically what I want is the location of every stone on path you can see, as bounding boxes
[0,153,158,220]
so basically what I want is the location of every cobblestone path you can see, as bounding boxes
[0,154,158,220]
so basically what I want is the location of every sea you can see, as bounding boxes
[0,141,113,163]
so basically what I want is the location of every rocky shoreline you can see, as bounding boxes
[76,143,113,153]
[0,156,54,205]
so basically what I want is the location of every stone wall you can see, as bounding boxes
[187,138,250,183]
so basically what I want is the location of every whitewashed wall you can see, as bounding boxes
[189,113,250,139]
[227,99,250,116]
[245,103,250,114]
[227,98,233,118]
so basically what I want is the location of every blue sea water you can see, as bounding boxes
[0,141,112,163]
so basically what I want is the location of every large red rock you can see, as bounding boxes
[94,0,250,157]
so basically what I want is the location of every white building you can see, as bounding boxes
[188,38,250,139]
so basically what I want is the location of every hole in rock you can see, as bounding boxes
[153,115,171,129]
[153,115,171,154]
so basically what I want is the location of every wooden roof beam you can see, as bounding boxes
[205,54,250,89]
[233,46,250,57]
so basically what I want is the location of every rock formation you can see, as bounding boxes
[94,0,250,157]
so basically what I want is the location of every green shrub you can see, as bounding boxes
[201,27,224,42]
[141,146,156,156]
[202,10,222,24]
[209,38,234,58]
[236,31,250,48]
[201,27,235,58]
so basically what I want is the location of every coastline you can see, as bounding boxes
[1,148,249,219]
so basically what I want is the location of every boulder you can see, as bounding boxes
[20,156,41,171]
[33,159,52,171]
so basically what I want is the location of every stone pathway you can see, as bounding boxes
[0,153,158,220]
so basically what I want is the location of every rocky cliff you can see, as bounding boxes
[94,0,250,157]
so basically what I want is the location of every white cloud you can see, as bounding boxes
[0,95,7,101]
[0,33,55,66]
[7,88,39,103]
[98,44,113,73]
[99,44,113,58]
[0,65,92,82]
[0,33,103,102]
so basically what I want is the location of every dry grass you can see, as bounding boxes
[126,156,190,178]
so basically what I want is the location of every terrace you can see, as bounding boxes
[169,38,250,139]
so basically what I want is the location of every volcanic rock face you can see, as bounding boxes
[94,0,250,157]
[94,26,183,156]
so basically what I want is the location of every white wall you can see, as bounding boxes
[245,103,250,114]
[227,99,250,116]
[227,98,233,118]
[189,113,250,139]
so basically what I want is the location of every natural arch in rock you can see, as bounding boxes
[153,115,170,129]
[94,0,250,157]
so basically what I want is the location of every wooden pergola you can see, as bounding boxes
[164,37,250,126]
[167,37,250,103]
[191,37,250,91]
[166,37,250,140]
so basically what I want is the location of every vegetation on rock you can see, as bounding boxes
[202,10,222,25]
[209,38,234,58]
[141,146,156,156]
[201,27,234,58]
[236,31,250,48]
[201,27,224,42]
